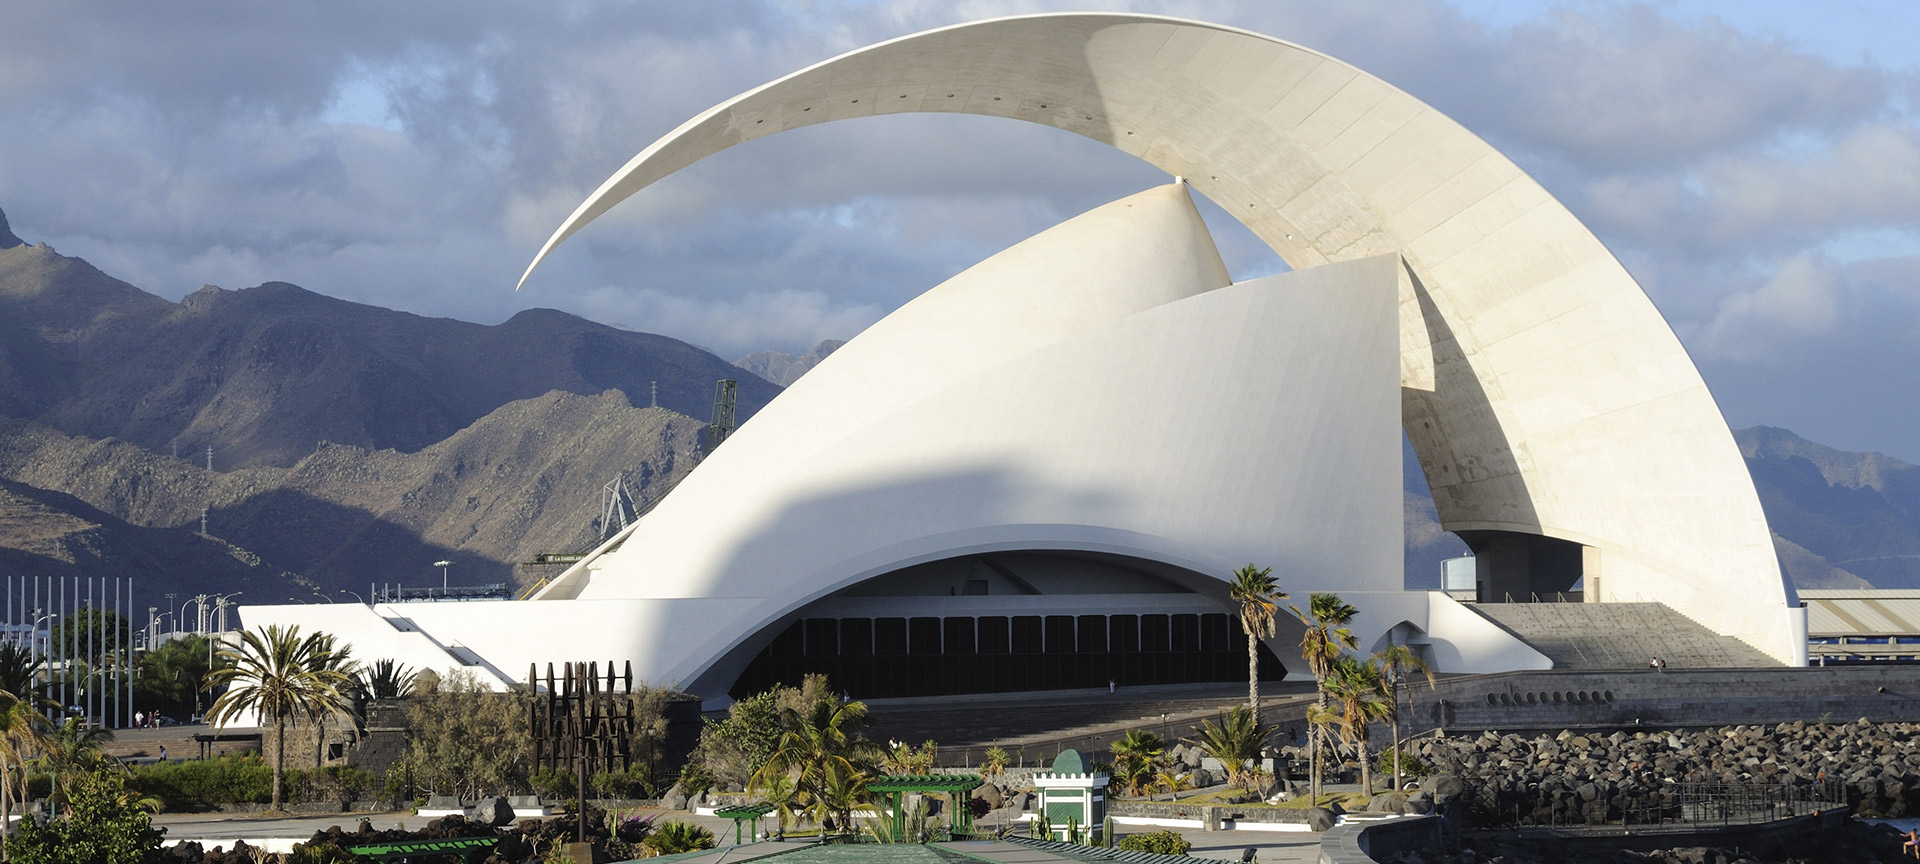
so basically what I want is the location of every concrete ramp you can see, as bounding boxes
[1466,602,1782,669]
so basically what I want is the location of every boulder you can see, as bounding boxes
[1367,792,1407,814]
[1404,791,1434,814]
[1191,769,1215,788]
[660,783,688,811]
[472,796,515,827]
[1423,773,1464,804]
[1305,807,1337,832]
[973,783,1004,809]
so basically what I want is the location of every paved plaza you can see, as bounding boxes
[154,808,1328,863]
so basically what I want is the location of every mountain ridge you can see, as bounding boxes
[0,204,1915,613]
[0,237,778,469]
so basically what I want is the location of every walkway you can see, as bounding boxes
[153,808,1328,862]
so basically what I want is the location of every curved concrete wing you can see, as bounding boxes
[521,13,1798,663]
[539,184,1230,601]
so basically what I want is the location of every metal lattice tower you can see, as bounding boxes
[707,379,737,451]
[600,473,635,539]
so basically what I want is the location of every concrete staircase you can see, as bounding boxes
[864,682,1321,757]
[1465,602,1780,669]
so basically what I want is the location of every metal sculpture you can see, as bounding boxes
[530,660,636,842]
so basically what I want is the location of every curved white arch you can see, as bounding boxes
[521,13,1798,663]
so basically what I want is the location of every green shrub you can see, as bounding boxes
[590,766,657,799]
[10,766,168,864]
[1116,830,1191,855]
[381,760,413,803]
[676,759,715,797]
[1377,746,1429,779]
[286,765,376,803]
[531,766,574,801]
[129,755,272,809]
[644,821,716,855]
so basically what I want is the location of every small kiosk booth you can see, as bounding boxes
[1032,749,1109,844]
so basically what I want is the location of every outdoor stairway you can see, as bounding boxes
[864,682,1321,760]
[1465,602,1780,669]
[102,725,260,760]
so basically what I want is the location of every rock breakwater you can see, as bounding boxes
[1409,718,1920,824]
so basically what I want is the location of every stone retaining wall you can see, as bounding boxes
[1319,816,1442,864]
[1412,666,1920,732]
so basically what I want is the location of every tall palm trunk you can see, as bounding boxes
[273,715,286,810]
[1357,736,1372,798]
[1310,687,1325,803]
[1389,675,1403,792]
[1246,626,1260,726]
[1,757,11,862]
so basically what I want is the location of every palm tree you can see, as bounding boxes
[1370,640,1435,791]
[354,658,418,700]
[982,746,1009,781]
[750,685,883,831]
[758,772,802,834]
[1108,729,1164,797]
[0,690,50,861]
[1324,655,1392,796]
[305,634,358,768]
[1227,564,1285,725]
[815,764,871,835]
[1154,767,1194,802]
[644,821,717,855]
[203,624,354,811]
[0,647,44,705]
[1293,592,1358,803]
[1187,706,1271,790]
[34,715,115,809]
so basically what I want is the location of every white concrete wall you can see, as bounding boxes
[316,189,1406,696]
[1420,591,1554,674]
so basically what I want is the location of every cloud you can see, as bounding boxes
[1695,255,1843,363]
[0,0,1916,461]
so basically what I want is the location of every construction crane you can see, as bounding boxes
[707,379,737,452]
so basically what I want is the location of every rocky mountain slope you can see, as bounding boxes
[0,216,777,471]
[0,391,704,603]
[1737,426,1920,589]
[0,203,1913,612]
[734,339,845,387]
[0,477,311,602]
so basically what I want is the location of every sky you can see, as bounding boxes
[1,1,1916,462]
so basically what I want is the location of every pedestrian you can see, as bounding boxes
[159,745,167,760]
[1109,678,1115,695]
[134,711,144,728]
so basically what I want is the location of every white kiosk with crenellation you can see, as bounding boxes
[1032,748,1109,845]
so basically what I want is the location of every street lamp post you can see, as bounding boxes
[434,560,453,595]
[211,592,242,632]
[179,597,202,636]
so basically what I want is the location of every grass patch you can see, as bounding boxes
[1268,791,1370,810]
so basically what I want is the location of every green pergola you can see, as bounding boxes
[714,802,777,844]
[867,773,983,841]
[345,836,499,863]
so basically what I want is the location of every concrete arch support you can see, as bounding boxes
[521,14,1798,664]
